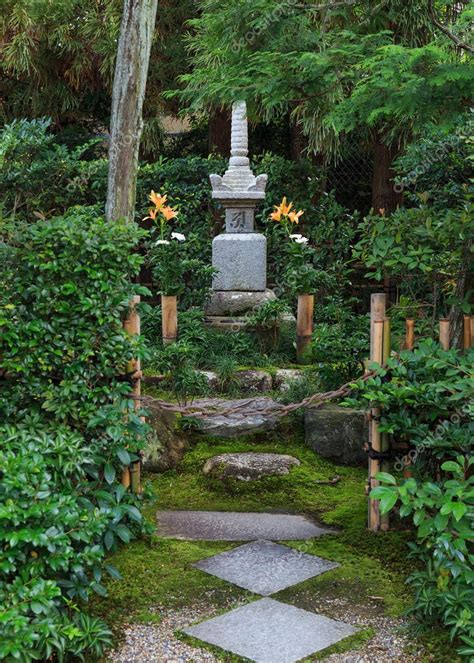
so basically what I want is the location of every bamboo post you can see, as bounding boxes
[367,293,386,530]
[439,318,450,350]
[123,295,142,495]
[369,318,385,531]
[463,315,472,350]
[162,295,178,346]
[470,316,474,348]
[370,293,386,356]
[296,294,314,365]
[405,318,415,350]
[380,318,391,531]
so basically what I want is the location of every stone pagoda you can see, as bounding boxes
[205,101,275,326]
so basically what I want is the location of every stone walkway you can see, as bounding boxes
[156,510,333,541]
[157,510,358,662]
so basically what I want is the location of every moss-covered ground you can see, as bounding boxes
[91,427,458,662]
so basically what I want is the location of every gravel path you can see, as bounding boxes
[108,598,425,662]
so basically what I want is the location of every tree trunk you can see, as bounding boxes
[372,134,403,304]
[106,0,158,222]
[290,120,307,161]
[208,107,231,157]
[372,135,403,215]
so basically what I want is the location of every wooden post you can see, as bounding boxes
[470,316,474,348]
[405,318,415,350]
[123,295,142,494]
[162,295,178,346]
[369,319,385,531]
[370,293,386,356]
[296,294,314,364]
[463,315,472,350]
[380,318,391,531]
[439,318,450,350]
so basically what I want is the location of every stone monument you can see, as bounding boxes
[205,101,275,326]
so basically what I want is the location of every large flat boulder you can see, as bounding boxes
[191,397,282,438]
[305,403,368,466]
[203,452,300,481]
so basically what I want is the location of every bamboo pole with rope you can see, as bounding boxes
[123,295,143,494]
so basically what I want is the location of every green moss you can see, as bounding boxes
[90,430,457,660]
[90,537,246,629]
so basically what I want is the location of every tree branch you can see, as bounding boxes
[428,0,474,54]
[294,0,359,11]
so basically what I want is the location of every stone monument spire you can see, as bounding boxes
[210,101,267,201]
[205,101,274,325]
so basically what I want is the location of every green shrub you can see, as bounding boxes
[0,209,149,660]
[345,340,472,467]
[311,298,369,389]
[372,459,474,659]
[346,341,473,657]
[0,427,125,662]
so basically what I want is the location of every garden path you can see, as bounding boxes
[156,509,358,662]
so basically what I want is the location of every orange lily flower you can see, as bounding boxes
[280,197,293,216]
[143,207,157,221]
[161,206,178,221]
[288,209,304,224]
[270,207,283,222]
[149,190,168,209]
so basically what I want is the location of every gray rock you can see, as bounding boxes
[183,598,358,662]
[205,289,275,316]
[212,233,266,291]
[274,368,304,392]
[142,407,189,473]
[202,452,300,481]
[156,510,333,541]
[236,370,273,392]
[191,396,281,437]
[197,370,219,390]
[305,403,368,466]
[193,540,339,595]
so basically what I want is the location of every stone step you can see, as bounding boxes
[156,510,333,541]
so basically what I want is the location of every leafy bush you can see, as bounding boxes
[346,341,473,657]
[372,458,474,659]
[0,209,149,660]
[346,340,472,468]
[311,298,369,389]
[354,111,474,322]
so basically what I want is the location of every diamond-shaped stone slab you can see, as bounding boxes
[193,540,339,595]
[183,598,358,662]
[156,510,332,541]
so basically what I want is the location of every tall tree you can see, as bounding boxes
[176,0,472,174]
[106,0,158,221]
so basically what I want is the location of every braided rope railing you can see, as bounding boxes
[140,371,375,420]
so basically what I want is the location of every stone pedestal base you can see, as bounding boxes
[205,289,276,317]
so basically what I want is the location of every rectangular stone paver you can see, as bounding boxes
[156,511,333,541]
[183,598,358,663]
[193,540,339,595]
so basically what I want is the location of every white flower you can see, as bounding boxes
[171,232,186,242]
[290,234,309,244]
[155,239,170,246]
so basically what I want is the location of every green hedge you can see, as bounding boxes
[0,209,149,661]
